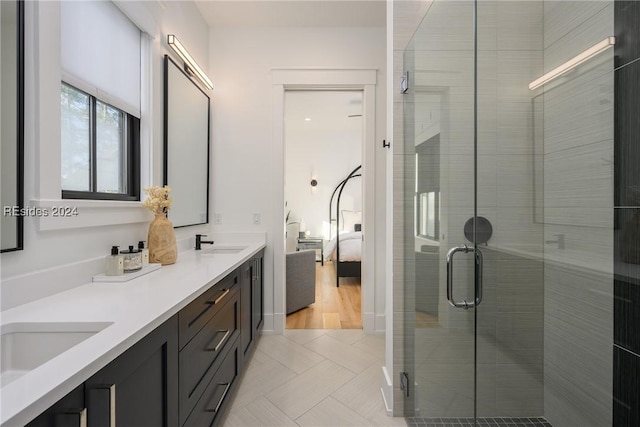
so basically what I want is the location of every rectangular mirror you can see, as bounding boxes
[1,0,24,252]
[163,55,210,228]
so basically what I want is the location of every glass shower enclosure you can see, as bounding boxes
[401,1,614,425]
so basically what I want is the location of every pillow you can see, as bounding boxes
[341,210,362,232]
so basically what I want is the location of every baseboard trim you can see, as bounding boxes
[375,314,386,333]
[381,366,393,415]
[363,311,375,334]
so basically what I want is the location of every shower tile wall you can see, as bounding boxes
[614,1,640,425]
[477,1,546,417]
[405,0,547,418]
[542,2,614,427]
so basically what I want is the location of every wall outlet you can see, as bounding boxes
[214,213,222,224]
[253,213,261,224]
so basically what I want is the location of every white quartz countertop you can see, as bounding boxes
[0,237,266,426]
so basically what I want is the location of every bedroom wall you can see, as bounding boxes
[1,1,211,308]
[208,25,387,332]
[284,92,363,240]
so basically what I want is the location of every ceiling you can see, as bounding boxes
[195,0,386,28]
[285,91,363,132]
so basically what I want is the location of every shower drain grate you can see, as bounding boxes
[406,417,552,427]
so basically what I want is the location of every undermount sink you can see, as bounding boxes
[0,321,113,387]
[199,245,247,255]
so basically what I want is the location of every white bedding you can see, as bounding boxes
[324,231,362,262]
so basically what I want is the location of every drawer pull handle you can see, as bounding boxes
[205,382,232,413]
[209,288,230,305]
[206,329,231,352]
[92,384,116,427]
[60,408,87,427]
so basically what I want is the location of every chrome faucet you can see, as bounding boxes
[195,234,214,250]
[545,233,565,250]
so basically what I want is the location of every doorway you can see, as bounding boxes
[284,90,364,329]
[400,0,614,425]
[271,69,377,335]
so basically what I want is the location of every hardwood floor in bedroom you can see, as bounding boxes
[286,262,362,329]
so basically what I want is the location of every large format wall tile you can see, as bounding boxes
[613,0,640,420]
[544,263,613,427]
[544,0,610,49]
[542,53,614,154]
[614,59,640,207]
[614,346,640,426]
[544,2,613,72]
[614,277,640,355]
[614,0,640,68]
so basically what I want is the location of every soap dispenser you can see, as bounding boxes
[121,245,142,272]
[138,241,149,267]
[106,246,124,276]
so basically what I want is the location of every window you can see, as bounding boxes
[415,135,440,241]
[61,83,140,201]
[60,0,142,201]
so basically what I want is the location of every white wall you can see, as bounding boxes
[1,0,18,250]
[0,1,212,308]
[208,26,387,332]
[285,127,362,238]
[285,92,363,240]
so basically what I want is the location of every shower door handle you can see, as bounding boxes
[446,245,483,309]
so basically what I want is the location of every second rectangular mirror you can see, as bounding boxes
[163,55,210,228]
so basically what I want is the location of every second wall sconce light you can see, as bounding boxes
[167,34,214,90]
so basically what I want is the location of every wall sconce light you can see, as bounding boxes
[310,179,318,187]
[167,34,214,90]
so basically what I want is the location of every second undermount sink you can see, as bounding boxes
[199,245,247,255]
[0,321,113,387]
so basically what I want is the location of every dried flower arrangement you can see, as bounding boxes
[143,185,173,216]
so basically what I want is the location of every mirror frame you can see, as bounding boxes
[163,55,210,228]
[1,0,25,253]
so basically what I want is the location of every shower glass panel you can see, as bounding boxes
[403,0,477,418]
[402,1,614,425]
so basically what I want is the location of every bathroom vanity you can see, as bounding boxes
[1,240,265,427]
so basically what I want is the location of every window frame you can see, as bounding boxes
[61,83,140,202]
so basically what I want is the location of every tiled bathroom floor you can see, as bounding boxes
[406,418,552,426]
[223,330,552,427]
[222,329,406,426]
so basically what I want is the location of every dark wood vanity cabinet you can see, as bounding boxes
[191,250,264,426]
[239,254,264,367]
[27,316,179,427]
[179,275,241,425]
[25,384,85,427]
[25,250,264,427]
[240,260,253,363]
[84,316,179,427]
[252,256,264,336]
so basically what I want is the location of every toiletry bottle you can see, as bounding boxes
[106,246,124,276]
[121,245,142,272]
[138,240,149,267]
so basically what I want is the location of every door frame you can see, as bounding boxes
[271,69,377,334]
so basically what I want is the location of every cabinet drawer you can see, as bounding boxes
[180,286,240,424]
[183,339,239,427]
[26,384,85,427]
[179,272,238,349]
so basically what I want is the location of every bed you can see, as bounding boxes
[325,165,362,286]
